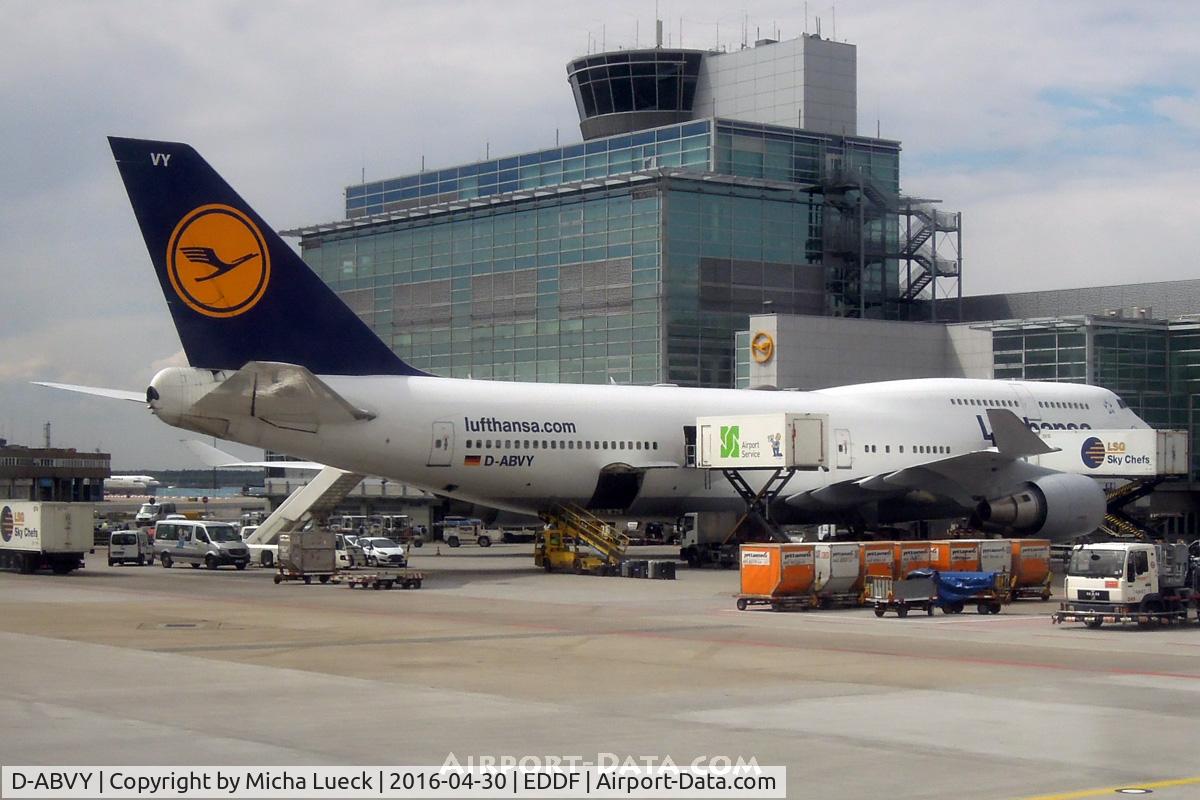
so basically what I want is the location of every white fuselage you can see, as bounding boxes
[151,372,1147,523]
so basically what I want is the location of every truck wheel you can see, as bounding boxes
[51,561,75,575]
[190,563,200,569]
[1084,617,1103,629]
[303,575,311,585]
[235,562,247,571]
[273,574,282,585]
[319,575,330,584]
[205,555,218,570]
[161,553,173,568]
[478,536,491,548]
[873,605,885,617]
[990,603,1002,614]
[976,604,989,615]
[896,605,909,618]
[447,536,460,548]
[262,552,273,568]
[108,559,115,567]
[737,598,748,611]
[950,602,965,614]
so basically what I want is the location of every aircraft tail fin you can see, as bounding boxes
[107,136,425,377]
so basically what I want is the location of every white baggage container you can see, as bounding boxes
[814,542,862,595]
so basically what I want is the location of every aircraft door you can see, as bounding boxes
[834,428,852,469]
[1012,384,1040,423]
[427,421,453,467]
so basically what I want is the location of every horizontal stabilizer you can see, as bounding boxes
[987,408,1055,458]
[189,361,374,433]
[33,382,145,403]
[182,439,324,470]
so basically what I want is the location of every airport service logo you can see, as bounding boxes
[166,203,271,318]
[1,506,12,542]
[720,425,740,459]
[1081,436,1106,469]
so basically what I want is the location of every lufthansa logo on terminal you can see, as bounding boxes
[1,506,12,543]
[166,204,271,318]
[1080,436,1106,469]
[751,331,775,364]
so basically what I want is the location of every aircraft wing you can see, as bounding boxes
[189,361,375,433]
[786,409,1059,512]
[32,382,145,403]
[182,439,324,471]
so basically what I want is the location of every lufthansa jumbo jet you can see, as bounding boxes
[40,138,1151,541]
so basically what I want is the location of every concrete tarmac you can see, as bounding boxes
[2,544,1200,799]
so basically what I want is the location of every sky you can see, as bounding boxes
[1,1,1198,468]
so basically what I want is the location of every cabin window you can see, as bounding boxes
[885,445,891,453]
[653,442,658,450]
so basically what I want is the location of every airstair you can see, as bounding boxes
[539,504,630,567]
[245,466,364,546]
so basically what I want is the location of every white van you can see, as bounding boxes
[153,520,250,570]
[109,529,153,566]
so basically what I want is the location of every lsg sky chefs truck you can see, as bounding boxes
[0,502,91,574]
[1053,541,1198,628]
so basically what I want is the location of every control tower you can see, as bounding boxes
[568,27,856,140]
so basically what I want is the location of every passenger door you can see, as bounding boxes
[427,421,453,467]
[834,428,852,469]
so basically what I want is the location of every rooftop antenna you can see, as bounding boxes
[805,2,809,34]
[635,19,639,47]
[43,421,51,449]
[656,17,663,48]
[832,5,837,41]
[602,24,606,51]
[679,17,683,47]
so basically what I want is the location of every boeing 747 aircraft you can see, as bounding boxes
[40,138,1150,540]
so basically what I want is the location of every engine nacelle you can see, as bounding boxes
[976,473,1106,541]
[147,366,235,435]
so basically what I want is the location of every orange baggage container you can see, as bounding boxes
[929,540,980,572]
[893,541,931,578]
[1010,538,1052,599]
[860,542,896,579]
[739,543,816,598]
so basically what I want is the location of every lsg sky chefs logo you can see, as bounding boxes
[1,506,12,542]
[1080,436,1107,469]
[167,204,271,317]
[720,425,740,459]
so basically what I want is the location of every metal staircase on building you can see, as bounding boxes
[540,504,630,567]
[245,466,364,546]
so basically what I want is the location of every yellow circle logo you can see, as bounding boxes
[166,204,270,318]
[751,331,775,364]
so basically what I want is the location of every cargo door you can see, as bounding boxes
[834,428,852,469]
[427,421,453,467]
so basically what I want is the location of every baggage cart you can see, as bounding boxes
[865,574,937,617]
[909,569,1008,614]
[332,570,424,590]
[734,593,818,612]
[272,567,334,585]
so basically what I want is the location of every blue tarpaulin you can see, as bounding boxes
[907,569,997,604]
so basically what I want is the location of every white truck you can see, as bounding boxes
[1052,541,1198,628]
[0,502,92,574]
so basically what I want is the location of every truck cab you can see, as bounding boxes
[1058,542,1194,628]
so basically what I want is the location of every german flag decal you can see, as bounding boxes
[464,455,481,466]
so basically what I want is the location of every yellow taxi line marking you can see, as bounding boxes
[1021,775,1200,799]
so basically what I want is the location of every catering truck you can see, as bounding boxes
[1052,541,1197,628]
[0,502,92,574]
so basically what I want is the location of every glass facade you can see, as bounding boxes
[302,117,903,389]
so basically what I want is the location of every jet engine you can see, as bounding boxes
[975,473,1106,541]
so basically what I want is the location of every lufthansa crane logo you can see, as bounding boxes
[1,506,12,543]
[751,331,775,364]
[166,204,271,318]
